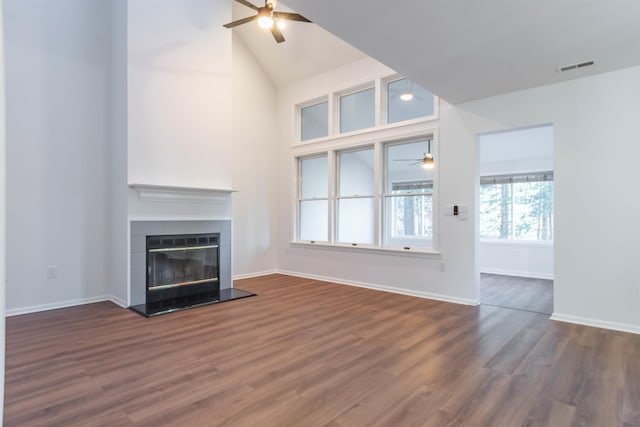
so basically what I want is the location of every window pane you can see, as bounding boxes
[337,198,374,244]
[338,149,374,196]
[384,195,433,247]
[300,156,327,199]
[480,179,553,241]
[299,200,328,241]
[301,101,328,141]
[386,140,434,189]
[340,88,375,133]
[388,78,434,124]
[479,183,512,239]
[513,181,553,241]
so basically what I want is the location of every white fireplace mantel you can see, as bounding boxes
[129,183,236,205]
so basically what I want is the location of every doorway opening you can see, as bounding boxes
[477,125,554,315]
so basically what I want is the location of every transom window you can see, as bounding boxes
[300,101,328,142]
[296,75,438,143]
[339,88,375,134]
[386,77,435,124]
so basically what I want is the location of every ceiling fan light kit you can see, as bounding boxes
[257,7,274,29]
[421,153,434,169]
[392,139,435,169]
[223,0,312,43]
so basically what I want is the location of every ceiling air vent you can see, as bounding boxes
[558,60,595,72]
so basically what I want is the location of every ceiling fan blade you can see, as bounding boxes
[273,11,312,23]
[223,15,258,28]
[409,161,422,166]
[271,25,285,43]
[233,0,259,11]
[394,158,422,161]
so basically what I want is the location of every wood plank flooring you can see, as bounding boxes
[481,273,554,315]
[5,274,640,426]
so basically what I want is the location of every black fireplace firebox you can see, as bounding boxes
[145,233,221,314]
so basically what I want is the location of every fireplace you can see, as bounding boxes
[128,219,256,317]
[146,233,220,312]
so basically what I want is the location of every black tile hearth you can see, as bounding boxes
[129,288,256,318]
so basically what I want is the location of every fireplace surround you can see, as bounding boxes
[129,220,254,317]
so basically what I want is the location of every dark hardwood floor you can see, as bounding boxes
[5,274,639,426]
[481,273,554,315]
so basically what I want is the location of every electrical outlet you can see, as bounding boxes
[47,265,57,279]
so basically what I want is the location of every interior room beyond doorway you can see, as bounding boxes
[477,125,554,315]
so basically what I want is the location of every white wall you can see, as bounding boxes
[110,0,129,305]
[231,37,278,278]
[277,58,640,332]
[276,58,476,305]
[4,0,112,312]
[0,0,7,419]
[443,65,640,332]
[478,125,553,175]
[127,0,232,190]
[478,125,554,279]
[479,240,553,280]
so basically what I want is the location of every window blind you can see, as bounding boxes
[480,171,553,186]
[392,180,433,192]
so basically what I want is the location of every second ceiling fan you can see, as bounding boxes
[223,0,312,43]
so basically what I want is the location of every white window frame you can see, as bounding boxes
[294,75,439,147]
[297,96,330,144]
[296,153,330,243]
[292,127,440,256]
[381,74,439,127]
[382,137,438,250]
[335,145,377,247]
[334,82,377,136]
[479,171,554,243]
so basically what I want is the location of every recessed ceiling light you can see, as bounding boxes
[400,93,414,101]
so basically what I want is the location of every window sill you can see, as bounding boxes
[480,239,554,247]
[290,241,441,259]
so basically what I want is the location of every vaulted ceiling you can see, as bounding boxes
[231,2,366,88]
[266,0,640,104]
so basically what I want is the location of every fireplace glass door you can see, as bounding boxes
[147,234,219,291]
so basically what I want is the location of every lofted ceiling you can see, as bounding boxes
[280,0,640,104]
[230,1,366,88]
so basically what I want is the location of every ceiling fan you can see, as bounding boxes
[393,140,435,169]
[223,0,312,43]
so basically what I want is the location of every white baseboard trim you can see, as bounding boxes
[480,268,553,280]
[233,270,279,281]
[107,295,128,308]
[551,313,640,335]
[277,269,479,307]
[6,295,113,317]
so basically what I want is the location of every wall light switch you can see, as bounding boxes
[457,205,468,220]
